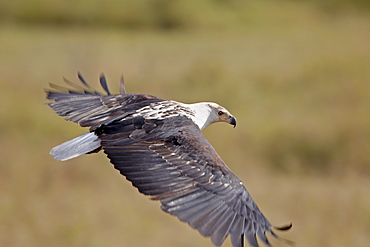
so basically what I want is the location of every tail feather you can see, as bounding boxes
[50,132,101,161]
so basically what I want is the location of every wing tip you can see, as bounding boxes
[272,223,295,246]
[48,72,127,96]
[274,223,292,231]
[99,73,111,95]
[120,74,127,95]
[77,71,88,86]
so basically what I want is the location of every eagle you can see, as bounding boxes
[46,73,291,247]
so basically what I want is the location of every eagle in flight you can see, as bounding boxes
[46,73,291,247]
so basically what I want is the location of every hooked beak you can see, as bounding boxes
[229,116,237,128]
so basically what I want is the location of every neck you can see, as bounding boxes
[185,102,215,130]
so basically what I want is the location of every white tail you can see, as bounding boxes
[50,132,101,161]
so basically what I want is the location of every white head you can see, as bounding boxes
[186,102,237,130]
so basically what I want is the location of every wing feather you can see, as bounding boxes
[120,74,126,95]
[211,210,237,245]
[77,72,94,89]
[99,73,111,95]
[46,74,164,130]
[96,115,287,247]
[165,192,218,216]
[230,217,245,247]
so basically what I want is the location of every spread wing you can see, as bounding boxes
[97,114,290,247]
[46,73,164,130]
[46,74,291,246]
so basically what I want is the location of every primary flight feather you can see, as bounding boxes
[46,73,291,247]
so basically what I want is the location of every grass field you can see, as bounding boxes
[0,1,369,247]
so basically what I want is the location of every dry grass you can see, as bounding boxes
[0,4,369,247]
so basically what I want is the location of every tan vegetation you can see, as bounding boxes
[0,1,369,246]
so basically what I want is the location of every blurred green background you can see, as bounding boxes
[0,0,369,246]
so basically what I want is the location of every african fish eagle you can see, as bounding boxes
[46,73,291,247]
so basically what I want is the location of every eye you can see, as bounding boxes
[218,111,224,116]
